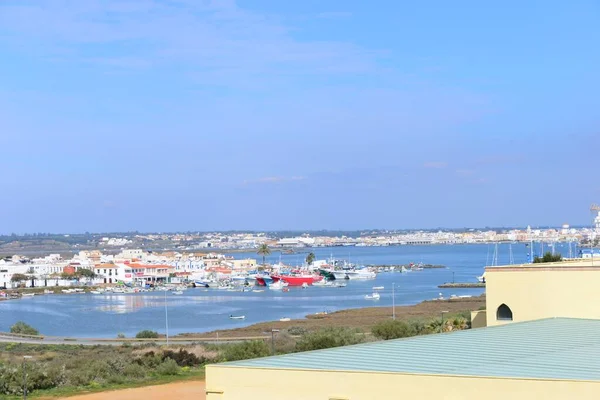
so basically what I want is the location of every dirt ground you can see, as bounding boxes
[179,295,485,338]
[56,381,205,400]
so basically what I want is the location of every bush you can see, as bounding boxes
[117,333,126,339]
[533,251,562,263]
[162,349,202,367]
[287,326,307,336]
[10,321,39,336]
[274,331,297,354]
[222,340,271,362]
[135,330,159,339]
[156,358,179,376]
[295,327,365,352]
[372,320,417,340]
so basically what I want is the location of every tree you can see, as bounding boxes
[10,273,27,286]
[257,244,271,266]
[77,268,96,281]
[10,321,39,335]
[306,252,315,266]
[135,330,159,339]
[533,251,562,263]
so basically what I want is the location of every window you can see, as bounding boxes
[497,304,513,321]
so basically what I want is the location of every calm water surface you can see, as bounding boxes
[0,244,539,338]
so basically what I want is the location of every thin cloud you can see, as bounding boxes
[243,176,306,185]
[0,1,380,88]
[455,169,475,176]
[423,161,448,169]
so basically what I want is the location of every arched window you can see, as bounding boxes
[496,304,513,321]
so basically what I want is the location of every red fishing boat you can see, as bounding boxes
[270,274,323,287]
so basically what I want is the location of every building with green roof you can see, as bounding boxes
[206,318,600,399]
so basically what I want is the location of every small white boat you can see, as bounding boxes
[89,290,102,294]
[43,289,54,294]
[172,290,184,295]
[268,281,289,291]
[21,293,35,297]
[252,289,264,293]
[279,317,291,322]
[332,271,348,280]
[365,292,380,300]
[229,315,245,320]
[62,289,74,294]
[333,282,347,288]
[372,286,384,290]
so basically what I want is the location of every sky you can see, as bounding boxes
[1,0,599,233]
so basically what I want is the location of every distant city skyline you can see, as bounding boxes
[1,1,599,233]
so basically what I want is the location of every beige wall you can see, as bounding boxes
[486,267,600,326]
[471,310,487,328]
[206,365,600,400]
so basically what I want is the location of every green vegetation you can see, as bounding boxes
[372,312,471,339]
[533,251,563,263]
[305,252,315,266]
[221,340,271,361]
[295,327,366,351]
[371,320,416,340]
[10,322,39,336]
[135,330,159,339]
[257,244,271,265]
[0,343,209,398]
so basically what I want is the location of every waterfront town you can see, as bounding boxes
[1,220,600,291]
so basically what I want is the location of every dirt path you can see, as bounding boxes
[56,380,205,400]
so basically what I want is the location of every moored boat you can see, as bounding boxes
[229,315,245,320]
[365,292,380,300]
[272,274,322,287]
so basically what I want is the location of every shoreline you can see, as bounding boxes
[176,295,486,339]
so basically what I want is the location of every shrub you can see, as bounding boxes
[295,327,365,352]
[274,331,297,354]
[135,330,159,339]
[156,358,179,376]
[287,326,307,336]
[533,251,562,263]
[117,333,126,339]
[10,321,39,336]
[372,320,417,340]
[222,340,270,362]
[162,349,202,367]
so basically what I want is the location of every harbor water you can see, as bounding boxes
[0,244,539,338]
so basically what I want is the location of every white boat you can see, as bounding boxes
[268,281,289,291]
[43,289,54,294]
[301,282,309,289]
[401,266,409,273]
[21,293,35,297]
[252,289,265,293]
[279,317,291,322]
[89,290,102,294]
[332,271,348,280]
[477,274,486,283]
[172,290,184,295]
[365,292,380,300]
[62,289,74,294]
[312,280,332,287]
[372,286,384,290]
[346,269,376,280]
[229,315,245,320]
[333,282,347,288]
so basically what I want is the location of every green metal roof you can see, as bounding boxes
[223,318,600,381]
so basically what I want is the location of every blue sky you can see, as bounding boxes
[1,0,599,233]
